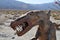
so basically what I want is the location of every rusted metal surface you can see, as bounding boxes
[54,23,60,30]
[10,10,59,40]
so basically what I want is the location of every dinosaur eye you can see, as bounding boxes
[29,13,32,15]
[29,12,33,15]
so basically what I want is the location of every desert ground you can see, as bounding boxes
[0,10,60,40]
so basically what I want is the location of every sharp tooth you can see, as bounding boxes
[16,26,20,31]
[16,25,23,32]
[18,25,23,31]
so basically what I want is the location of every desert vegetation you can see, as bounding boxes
[0,10,60,20]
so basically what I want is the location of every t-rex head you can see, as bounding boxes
[10,10,51,36]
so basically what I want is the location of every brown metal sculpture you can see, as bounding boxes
[10,10,60,40]
[55,23,60,30]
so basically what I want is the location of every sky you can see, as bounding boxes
[16,0,54,4]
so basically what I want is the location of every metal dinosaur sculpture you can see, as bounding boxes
[10,10,60,40]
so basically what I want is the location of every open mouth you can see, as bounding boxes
[15,22,29,32]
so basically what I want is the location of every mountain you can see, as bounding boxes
[0,0,33,10]
[0,0,60,10]
[33,3,60,10]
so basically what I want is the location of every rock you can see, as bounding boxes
[12,37,15,39]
